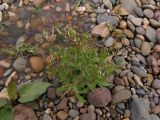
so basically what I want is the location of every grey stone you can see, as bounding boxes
[102,0,112,10]
[134,7,143,17]
[113,56,126,66]
[13,57,27,72]
[131,98,151,120]
[127,21,135,32]
[131,17,143,26]
[92,0,100,3]
[96,8,106,14]
[152,79,160,89]
[69,109,79,118]
[120,0,137,15]
[134,38,142,48]
[149,19,160,27]
[111,89,131,104]
[150,114,160,120]
[104,37,116,47]
[136,27,145,35]
[143,9,154,18]
[145,26,156,42]
[136,88,145,96]
[131,66,147,77]
[0,5,5,11]
[43,114,52,120]
[97,13,118,26]
[110,0,116,5]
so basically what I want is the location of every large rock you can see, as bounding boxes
[13,104,37,120]
[111,89,131,104]
[120,0,137,15]
[80,113,96,120]
[91,22,110,38]
[131,98,151,120]
[145,26,156,43]
[13,57,27,72]
[87,87,111,107]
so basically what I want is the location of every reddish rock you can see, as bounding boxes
[151,105,160,114]
[147,55,158,67]
[47,87,56,99]
[113,77,125,86]
[13,104,37,120]
[29,56,45,73]
[87,87,111,107]
[56,98,68,110]
[80,113,96,120]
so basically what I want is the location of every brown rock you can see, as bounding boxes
[123,29,134,38]
[29,56,45,73]
[57,110,68,120]
[13,104,37,120]
[56,98,68,110]
[111,89,131,104]
[114,77,125,86]
[154,45,160,52]
[33,0,45,7]
[87,87,111,107]
[151,105,160,114]
[47,87,56,99]
[119,21,127,30]
[80,113,96,120]
[91,22,110,38]
[147,55,158,67]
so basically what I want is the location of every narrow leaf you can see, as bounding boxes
[7,81,17,100]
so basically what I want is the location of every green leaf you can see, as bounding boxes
[0,98,8,108]
[0,104,13,120]
[7,81,17,100]
[18,81,52,103]
[75,94,85,104]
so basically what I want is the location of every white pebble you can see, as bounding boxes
[2,3,9,10]
[0,11,2,22]
[77,6,86,12]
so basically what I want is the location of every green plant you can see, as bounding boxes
[47,28,117,103]
[0,80,51,120]
[0,43,38,58]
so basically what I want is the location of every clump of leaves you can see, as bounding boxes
[0,80,51,120]
[0,43,38,58]
[47,27,117,103]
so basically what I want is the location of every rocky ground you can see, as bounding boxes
[0,0,160,120]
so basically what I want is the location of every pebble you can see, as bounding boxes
[42,114,52,120]
[131,17,143,26]
[88,105,95,113]
[119,21,127,30]
[131,98,151,120]
[143,9,154,18]
[29,56,45,73]
[95,109,102,115]
[33,0,45,7]
[145,26,156,43]
[87,87,111,107]
[111,89,131,104]
[104,37,116,47]
[13,57,27,72]
[69,109,79,118]
[141,42,151,56]
[25,75,31,80]
[77,7,86,12]
[80,113,96,120]
[91,22,110,38]
[136,27,145,35]
[156,29,160,43]
[56,7,62,12]
[134,7,144,17]
[152,79,160,89]
[0,11,2,22]
[47,87,56,99]
[0,5,5,11]
[133,74,143,86]
[57,111,68,120]
[131,66,147,77]
[102,0,113,10]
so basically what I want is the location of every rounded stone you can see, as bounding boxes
[152,79,160,89]
[87,87,111,107]
[143,9,154,18]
